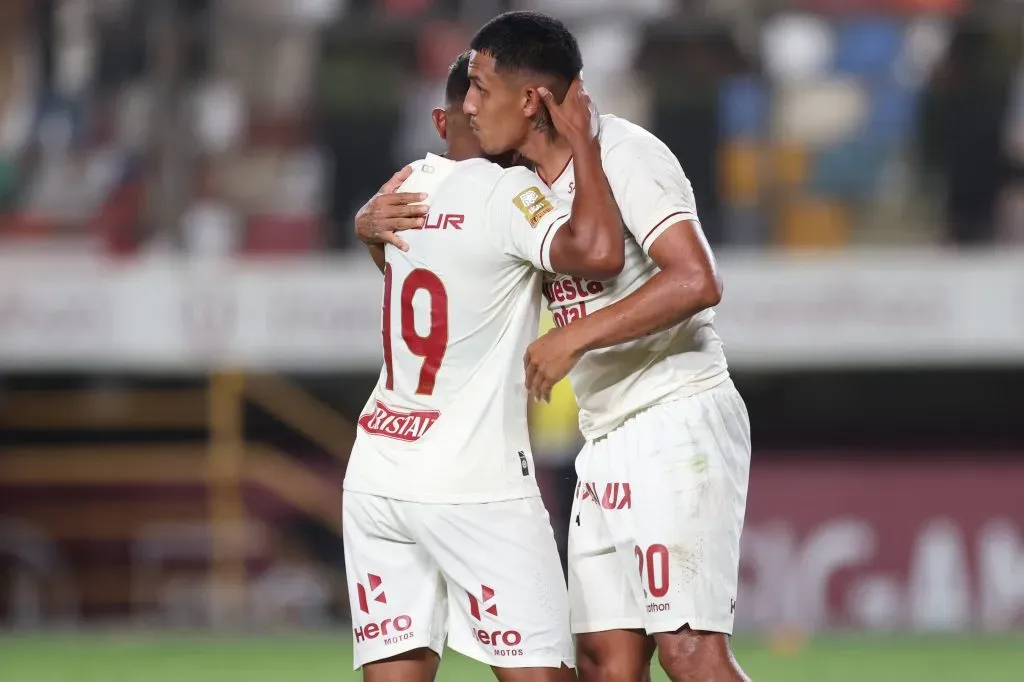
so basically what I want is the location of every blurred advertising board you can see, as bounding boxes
[738,457,1024,632]
[1,250,1023,370]
[2,454,1021,630]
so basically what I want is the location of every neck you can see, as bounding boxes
[445,140,481,162]
[520,128,574,186]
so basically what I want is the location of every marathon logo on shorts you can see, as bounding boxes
[358,400,440,442]
[576,481,632,510]
[467,585,524,658]
[352,574,416,646]
[513,186,554,227]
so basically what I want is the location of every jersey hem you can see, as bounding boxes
[342,482,542,505]
[580,373,732,442]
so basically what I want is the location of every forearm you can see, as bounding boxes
[572,271,716,353]
[367,243,386,274]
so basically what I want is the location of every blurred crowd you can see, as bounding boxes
[1,0,1023,256]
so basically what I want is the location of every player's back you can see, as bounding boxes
[345,154,559,503]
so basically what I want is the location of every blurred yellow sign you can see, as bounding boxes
[529,311,580,450]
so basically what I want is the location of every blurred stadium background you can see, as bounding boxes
[1,0,1023,680]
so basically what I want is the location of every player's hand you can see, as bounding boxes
[537,78,599,149]
[354,166,428,251]
[524,326,584,403]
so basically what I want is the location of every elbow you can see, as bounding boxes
[587,251,625,281]
[580,240,625,281]
[670,271,721,315]
[696,273,723,309]
[552,229,625,280]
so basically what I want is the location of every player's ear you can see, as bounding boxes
[432,108,447,141]
[523,87,543,118]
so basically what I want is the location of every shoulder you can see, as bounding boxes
[399,156,506,196]
[395,157,430,193]
[484,164,549,205]
[598,115,679,167]
[494,164,547,189]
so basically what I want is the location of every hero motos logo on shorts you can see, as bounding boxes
[356,573,387,614]
[576,481,632,510]
[353,614,414,645]
[353,574,415,646]
[468,584,498,620]
[467,585,523,657]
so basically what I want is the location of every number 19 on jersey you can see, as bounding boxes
[382,263,450,396]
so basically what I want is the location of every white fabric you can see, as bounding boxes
[344,492,573,669]
[568,382,751,635]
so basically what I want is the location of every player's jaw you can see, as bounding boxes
[466,109,525,157]
[434,105,520,168]
[464,51,533,157]
[435,105,485,162]
[462,117,522,167]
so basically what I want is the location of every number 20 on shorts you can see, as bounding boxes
[635,544,670,598]
[382,264,449,395]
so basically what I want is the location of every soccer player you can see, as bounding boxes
[343,52,623,682]
[359,13,753,682]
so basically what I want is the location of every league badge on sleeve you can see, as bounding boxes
[513,187,554,228]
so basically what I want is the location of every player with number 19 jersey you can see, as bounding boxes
[344,154,570,503]
[343,153,578,671]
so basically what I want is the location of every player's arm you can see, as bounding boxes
[567,221,720,353]
[542,82,624,280]
[562,141,721,352]
[545,142,623,280]
[496,81,624,280]
[365,243,386,273]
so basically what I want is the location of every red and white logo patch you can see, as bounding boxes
[356,573,387,614]
[466,585,523,653]
[467,584,498,621]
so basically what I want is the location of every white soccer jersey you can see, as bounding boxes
[344,154,571,503]
[542,115,730,440]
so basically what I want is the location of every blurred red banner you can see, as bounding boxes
[738,456,1024,632]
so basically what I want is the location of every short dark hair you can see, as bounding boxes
[445,52,472,105]
[470,11,582,84]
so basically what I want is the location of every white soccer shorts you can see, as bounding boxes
[343,492,574,669]
[568,380,751,635]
